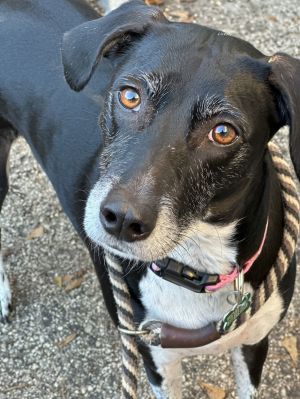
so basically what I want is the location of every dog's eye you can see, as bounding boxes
[208,124,238,145]
[119,88,141,110]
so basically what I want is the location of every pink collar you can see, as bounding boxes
[205,218,269,292]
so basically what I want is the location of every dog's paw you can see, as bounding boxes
[0,268,12,324]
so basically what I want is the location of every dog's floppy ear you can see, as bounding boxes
[269,53,300,179]
[61,0,167,91]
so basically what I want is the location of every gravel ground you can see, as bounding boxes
[0,1,299,398]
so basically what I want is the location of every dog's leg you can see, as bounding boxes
[148,361,182,399]
[143,347,182,399]
[0,119,17,323]
[231,336,269,399]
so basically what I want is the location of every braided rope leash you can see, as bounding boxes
[105,142,299,398]
[105,255,140,399]
[217,142,300,333]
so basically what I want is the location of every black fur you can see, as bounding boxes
[0,0,300,396]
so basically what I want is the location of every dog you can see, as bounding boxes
[0,0,299,398]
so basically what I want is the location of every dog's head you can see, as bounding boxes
[62,1,300,270]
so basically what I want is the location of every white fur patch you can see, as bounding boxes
[231,347,258,399]
[84,178,178,262]
[169,220,237,274]
[140,269,238,329]
[150,360,182,399]
[84,177,117,247]
[150,383,170,399]
[150,384,166,399]
[0,253,11,320]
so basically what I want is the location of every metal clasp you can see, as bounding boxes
[226,269,245,305]
[234,269,245,303]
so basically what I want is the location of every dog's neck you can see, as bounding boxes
[235,151,283,287]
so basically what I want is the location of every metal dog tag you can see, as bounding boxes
[221,292,252,333]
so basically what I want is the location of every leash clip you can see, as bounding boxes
[118,327,150,336]
[118,322,162,346]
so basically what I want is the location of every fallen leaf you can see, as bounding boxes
[167,9,194,23]
[64,277,84,292]
[27,225,44,240]
[281,336,298,367]
[57,333,77,349]
[53,270,87,290]
[268,15,278,22]
[62,274,73,284]
[199,382,226,399]
[53,275,63,288]
[73,269,87,279]
[145,0,164,5]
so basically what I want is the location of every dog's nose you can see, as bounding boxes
[100,198,155,242]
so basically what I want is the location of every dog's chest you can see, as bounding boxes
[139,270,234,330]
[139,221,238,330]
[139,269,283,366]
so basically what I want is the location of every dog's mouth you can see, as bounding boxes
[102,242,138,260]
[100,218,239,278]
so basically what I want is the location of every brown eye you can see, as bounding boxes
[119,88,141,110]
[209,124,238,145]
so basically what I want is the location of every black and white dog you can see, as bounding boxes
[0,0,299,398]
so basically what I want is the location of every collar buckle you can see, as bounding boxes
[150,258,219,293]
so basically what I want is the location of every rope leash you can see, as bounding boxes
[247,144,298,319]
[216,142,300,333]
[105,142,300,398]
[105,256,139,399]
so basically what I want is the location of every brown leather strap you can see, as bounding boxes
[160,322,221,349]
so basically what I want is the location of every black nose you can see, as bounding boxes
[100,195,155,242]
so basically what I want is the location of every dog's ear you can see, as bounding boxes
[269,53,300,179]
[61,0,167,91]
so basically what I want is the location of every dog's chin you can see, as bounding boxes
[99,241,157,262]
[101,243,137,260]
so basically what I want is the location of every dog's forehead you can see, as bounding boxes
[124,22,267,102]
[133,22,263,73]
[118,22,269,128]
